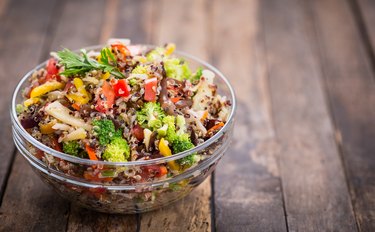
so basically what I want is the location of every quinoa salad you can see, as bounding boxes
[16,39,231,184]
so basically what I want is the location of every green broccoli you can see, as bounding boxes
[131,65,147,74]
[176,115,187,135]
[172,134,197,169]
[92,119,116,145]
[191,67,203,82]
[146,47,166,61]
[136,102,166,131]
[163,115,177,143]
[172,133,194,153]
[177,154,199,169]
[128,78,138,87]
[102,137,130,162]
[161,115,198,169]
[163,58,192,81]
[63,141,81,157]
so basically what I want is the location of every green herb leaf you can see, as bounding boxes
[57,48,125,78]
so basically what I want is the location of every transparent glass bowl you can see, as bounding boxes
[10,45,236,214]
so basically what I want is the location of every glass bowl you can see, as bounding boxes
[10,45,236,214]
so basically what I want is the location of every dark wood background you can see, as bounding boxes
[0,0,374,231]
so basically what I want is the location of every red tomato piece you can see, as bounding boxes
[111,44,129,56]
[144,78,157,102]
[45,58,61,82]
[95,82,115,112]
[142,165,168,178]
[132,124,144,141]
[113,79,130,97]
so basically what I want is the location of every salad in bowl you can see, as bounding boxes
[11,39,235,213]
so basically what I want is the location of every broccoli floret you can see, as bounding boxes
[136,102,166,131]
[146,47,166,61]
[164,58,192,81]
[92,119,116,145]
[191,67,203,82]
[131,65,147,74]
[128,78,138,87]
[172,134,197,169]
[172,133,194,153]
[161,115,198,169]
[176,115,187,135]
[63,141,81,157]
[163,115,177,143]
[157,124,168,137]
[177,154,199,169]
[16,104,25,114]
[102,137,130,162]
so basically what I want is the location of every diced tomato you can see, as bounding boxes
[111,44,129,56]
[113,79,130,97]
[95,81,115,112]
[83,171,112,182]
[45,58,61,82]
[35,149,45,159]
[141,165,168,178]
[46,58,59,75]
[132,124,144,141]
[144,78,157,102]
[50,135,62,152]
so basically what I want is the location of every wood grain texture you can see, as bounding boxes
[140,0,212,231]
[0,0,57,202]
[0,0,9,18]
[101,0,154,44]
[308,0,375,230]
[357,0,375,53]
[212,0,287,231]
[261,0,358,231]
[46,0,139,229]
[0,155,70,232]
[67,205,137,232]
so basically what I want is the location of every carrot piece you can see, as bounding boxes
[85,144,98,161]
[171,97,181,103]
[72,103,81,111]
[207,122,225,134]
[158,165,168,177]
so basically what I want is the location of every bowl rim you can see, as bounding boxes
[11,44,237,166]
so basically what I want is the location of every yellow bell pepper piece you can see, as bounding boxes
[165,43,176,56]
[67,78,90,104]
[102,72,110,80]
[23,98,40,107]
[30,81,64,98]
[159,138,172,156]
[159,138,180,170]
[39,121,56,134]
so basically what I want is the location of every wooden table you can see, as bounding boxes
[0,0,374,231]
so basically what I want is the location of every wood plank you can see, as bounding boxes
[357,0,375,55]
[139,0,213,231]
[0,155,69,232]
[212,0,287,231]
[308,0,375,230]
[261,0,358,231]
[0,0,9,18]
[0,0,57,203]
[45,0,138,230]
[66,0,154,231]
[67,205,137,232]
[100,0,155,44]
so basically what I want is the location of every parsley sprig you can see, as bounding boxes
[57,48,124,78]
